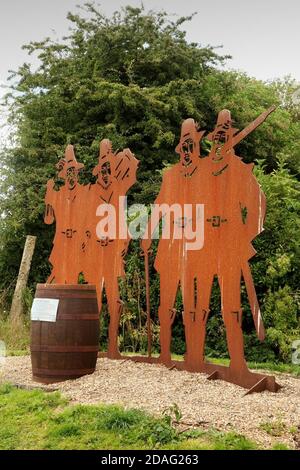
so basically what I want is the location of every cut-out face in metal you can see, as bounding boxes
[207,111,233,163]
[212,143,225,163]
[66,166,78,190]
[97,161,112,188]
[211,128,229,163]
[214,120,231,143]
[175,119,205,175]
[56,145,84,189]
[180,137,195,168]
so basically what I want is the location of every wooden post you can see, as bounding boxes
[10,235,37,323]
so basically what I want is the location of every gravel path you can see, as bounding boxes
[1,356,299,449]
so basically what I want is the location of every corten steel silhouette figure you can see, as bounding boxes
[45,145,85,284]
[141,119,205,365]
[184,108,275,372]
[83,139,139,358]
[141,107,276,377]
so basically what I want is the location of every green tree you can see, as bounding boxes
[0,4,229,290]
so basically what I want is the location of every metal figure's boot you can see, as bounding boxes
[223,309,247,372]
[107,300,123,359]
[159,307,176,366]
[184,309,209,371]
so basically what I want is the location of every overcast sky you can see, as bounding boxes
[0,0,299,101]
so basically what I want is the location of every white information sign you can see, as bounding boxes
[31,298,59,322]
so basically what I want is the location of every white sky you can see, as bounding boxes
[0,0,300,132]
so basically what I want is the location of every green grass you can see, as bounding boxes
[207,357,300,376]
[0,318,30,355]
[0,383,260,450]
[260,420,287,437]
[272,443,290,450]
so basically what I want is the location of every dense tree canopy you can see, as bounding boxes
[0,3,299,361]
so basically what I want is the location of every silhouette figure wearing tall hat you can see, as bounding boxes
[83,139,139,358]
[141,118,205,365]
[45,145,85,284]
[186,107,275,372]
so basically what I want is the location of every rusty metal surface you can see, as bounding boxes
[44,141,139,359]
[45,145,85,284]
[143,249,152,357]
[141,106,280,392]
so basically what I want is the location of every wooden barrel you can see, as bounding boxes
[31,284,99,384]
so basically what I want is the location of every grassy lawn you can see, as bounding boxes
[0,319,30,356]
[207,357,300,376]
[0,383,275,450]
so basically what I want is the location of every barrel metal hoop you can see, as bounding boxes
[58,314,99,320]
[36,284,96,291]
[31,345,99,352]
[32,368,96,376]
[36,292,97,299]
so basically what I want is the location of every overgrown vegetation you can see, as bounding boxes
[0,319,30,355]
[0,3,299,362]
[0,288,30,354]
[0,384,279,450]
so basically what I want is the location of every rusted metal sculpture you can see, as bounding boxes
[188,109,270,370]
[141,120,206,364]
[141,106,281,393]
[45,140,139,359]
[83,140,139,358]
[45,145,85,284]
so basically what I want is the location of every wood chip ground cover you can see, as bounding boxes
[1,356,299,449]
